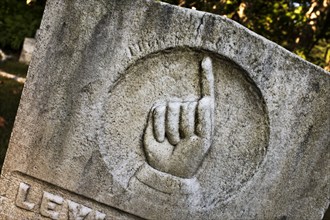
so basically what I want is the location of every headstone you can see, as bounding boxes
[19,38,36,65]
[1,0,329,219]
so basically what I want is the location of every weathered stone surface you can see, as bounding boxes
[1,0,329,219]
[19,38,36,65]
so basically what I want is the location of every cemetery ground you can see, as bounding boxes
[0,59,27,170]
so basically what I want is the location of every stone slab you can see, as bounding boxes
[19,38,36,65]
[1,0,329,219]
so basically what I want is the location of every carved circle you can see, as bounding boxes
[100,48,269,205]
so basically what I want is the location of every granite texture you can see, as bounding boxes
[0,0,329,219]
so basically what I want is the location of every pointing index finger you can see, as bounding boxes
[200,56,214,99]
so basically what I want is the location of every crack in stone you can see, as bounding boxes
[196,13,207,40]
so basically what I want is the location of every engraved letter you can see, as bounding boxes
[67,200,92,220]
[15,182,35,211]
[40,191,64,220]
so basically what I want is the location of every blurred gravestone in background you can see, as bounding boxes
[19,38,36,65]
[0,0,329,219]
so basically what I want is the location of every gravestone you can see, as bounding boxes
[19,38,36,65]
[1,0,329,219]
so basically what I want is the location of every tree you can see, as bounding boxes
[162,0,330,70]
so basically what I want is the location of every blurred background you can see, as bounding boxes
[0,0,46,168]
[0,1,329,217]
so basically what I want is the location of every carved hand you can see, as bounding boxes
[143,57,215,178]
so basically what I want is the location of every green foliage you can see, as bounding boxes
[0,0,46,50]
